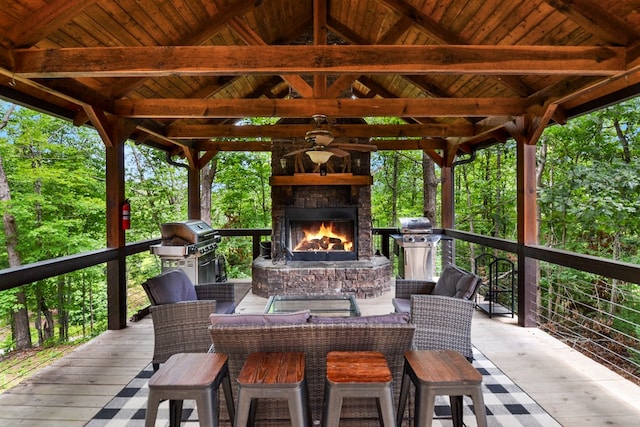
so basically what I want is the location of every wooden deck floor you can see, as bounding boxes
[1,280,639,426]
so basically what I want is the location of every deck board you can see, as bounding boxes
[0,279,639,426]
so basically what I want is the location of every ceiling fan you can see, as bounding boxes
[284,114,377,164]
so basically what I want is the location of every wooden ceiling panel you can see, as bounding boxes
[0,0,639,158]
[241,0,309,44]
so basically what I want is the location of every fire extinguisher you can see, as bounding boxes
[122,199,131,230]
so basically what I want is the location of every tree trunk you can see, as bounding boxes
[390,152,400,226]
[461,165,476,265]
[422,153,437,226]
[201,158,218,224]
[0,105,32,350]
[613,118,631,163]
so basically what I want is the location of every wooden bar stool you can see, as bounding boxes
[322,351,395,427]
[145,352,235,427]
[397,350,487,427]
[235,351,311,427]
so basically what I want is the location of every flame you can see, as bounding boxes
[293,222,353,252]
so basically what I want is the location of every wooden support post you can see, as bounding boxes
[105,133,126,330]
[510,115,543,327]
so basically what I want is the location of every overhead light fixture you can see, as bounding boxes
[306,150,334,164]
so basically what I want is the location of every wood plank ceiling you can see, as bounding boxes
[0,0,639,168]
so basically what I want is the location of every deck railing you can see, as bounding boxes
[447,229,640,385]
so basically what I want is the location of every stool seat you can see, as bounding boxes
[397,350,487,427]
[322,351,395,427]
[145,353,235,427]
[235,352,311,427]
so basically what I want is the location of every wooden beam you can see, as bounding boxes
[195,140,272,152]
[169,122,476,139]
[118,97,527,119]
[12,45,625,77]
[83,106,114,148]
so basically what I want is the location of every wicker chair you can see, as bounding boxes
[409,294,476,361]
[142,269,236,370]
[392,265,482,313]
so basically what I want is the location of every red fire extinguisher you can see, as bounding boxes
[122,199,131,230]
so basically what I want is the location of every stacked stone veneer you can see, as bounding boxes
[252,257,391,298]
[251,136,392,298]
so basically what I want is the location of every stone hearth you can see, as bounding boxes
[252,257,391,298]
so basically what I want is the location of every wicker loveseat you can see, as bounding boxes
[208,315,415,426]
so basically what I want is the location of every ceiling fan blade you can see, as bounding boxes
[327,147,351,157]
[283,147,310,156]
[333,143,378,152]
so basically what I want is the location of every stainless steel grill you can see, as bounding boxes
[393,217,441,281]
[150,220,226,284]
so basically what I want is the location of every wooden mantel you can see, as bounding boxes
[269,173,373,186]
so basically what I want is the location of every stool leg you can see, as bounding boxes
[322,383,343,427]
[169,399,183,427]
[377,386,396,427]
[287,384,310,427]
[195,387,218,427]
[234,388,252,427]
[145,390,161,427]
[449,395,463,427]
[415,386,436,427]
[397,369,410,427]
[220,369,235,425]
[470,388,488,427]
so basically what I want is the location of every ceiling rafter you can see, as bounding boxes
[379,0,534,97]
[542,0,639,45]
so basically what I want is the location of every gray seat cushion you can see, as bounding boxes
[391,298,411,314]
[145,269,197,304]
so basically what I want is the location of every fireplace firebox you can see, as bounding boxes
[285,208,357,261]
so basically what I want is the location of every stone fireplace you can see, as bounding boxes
[251,133,392,298]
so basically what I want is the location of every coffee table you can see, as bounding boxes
[264,294,361,317]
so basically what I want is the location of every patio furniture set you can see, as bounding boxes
[141,265,484,426]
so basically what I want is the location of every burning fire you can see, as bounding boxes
[293,222,354,252]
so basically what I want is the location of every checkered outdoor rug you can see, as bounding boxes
[86,348,560,427]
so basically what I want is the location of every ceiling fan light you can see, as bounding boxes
[307,150,334,164]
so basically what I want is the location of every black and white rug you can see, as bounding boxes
[86,349,560,427]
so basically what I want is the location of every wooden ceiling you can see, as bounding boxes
[1,0,639,168]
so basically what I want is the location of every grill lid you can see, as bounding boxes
[398,217,432,234]
[160,220,217,245]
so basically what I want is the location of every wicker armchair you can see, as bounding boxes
[410,294,475,361]
[392,265,482,313]
[142,269,236,369]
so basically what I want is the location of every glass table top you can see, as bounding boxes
[264,294,361,317]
